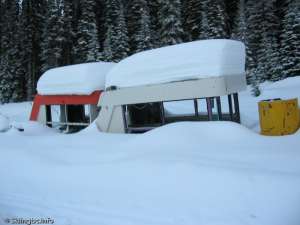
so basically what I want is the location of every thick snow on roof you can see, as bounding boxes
[37,62,116,95]
[106,39,246,89]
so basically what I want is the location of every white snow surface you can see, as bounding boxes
[37,62,116,95]
[105,39,246,88]
[1,77,300,225]
[0,115,9,132]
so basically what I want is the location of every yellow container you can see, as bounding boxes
[259,98,299,136]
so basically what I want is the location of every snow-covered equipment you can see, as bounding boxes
[96,39,247,133]
[259,98,299,136]
[30,62,116,133]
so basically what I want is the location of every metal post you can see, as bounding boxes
[45,105,52,127]
[206,97,213,121]
[216,97,222,120]
[228,95,233,121]
[233,93,241,123]
[64,105,69,132]
[194,99,199,117]
[122,105,129,133]
[89,105,92,124]
[160,102,165,125]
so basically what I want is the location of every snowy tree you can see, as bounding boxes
[148,0,160,48]
[255,1,282,82]
[0,0,24,103]
[183,0,205,41]
[0,0,299,102]
[127,0,153,53]
[61,0,75,65]
[74,0,101,63]
[95,0,106,53]
[0,1,4,56]
[158,0,185,46]
[231,0,246,42]
[244,1,263,84]
[103,0,129,62]
[40,0,64,73]
[202,0,229,38]
[20,0,47,100]
[225,0,239,37]
[280,0,300,78]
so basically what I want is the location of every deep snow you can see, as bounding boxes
[37,62,115,95]
[105,39,245,88]
[0,77,300,225]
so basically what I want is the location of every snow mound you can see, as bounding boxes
[106,39,246,88]
[123,121,260,154]
[7,121,59,136]
[0,114,10,132]
[37,62,116,95]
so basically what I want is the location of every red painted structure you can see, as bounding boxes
[30,91,102,121]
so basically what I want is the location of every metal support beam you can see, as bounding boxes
[45,105,52,127]
[216,97,222,120]
[122,105,129,133]
[160,102,165,125]
[206,97,213,121]
[194,99,199,117]
[228,95,234,121]
[233,93,241,123]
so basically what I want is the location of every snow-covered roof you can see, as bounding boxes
[105,39,246,89]
[37,62,116,95]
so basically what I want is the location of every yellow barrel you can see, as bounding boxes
[259,98,299,136]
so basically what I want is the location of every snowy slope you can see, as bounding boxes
[0,77,300,225]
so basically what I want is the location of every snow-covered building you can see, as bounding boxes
[96,39,247,133]
[30,62,115,133]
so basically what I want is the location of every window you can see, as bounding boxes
[45,104,98,133]
[122,93,241,133]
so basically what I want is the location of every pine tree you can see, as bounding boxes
[158,0,185,46]
[225,0,239,37]
[256,1,282,82]
[231,0,246,42]
[95,0,106,53]
[281,0,300,78]
[103,0,129,62]
[127,0,153,53]
[202,0,229,38]
[0,0,25,103]
[0,1,4,56]
[74,0,101,63]
[183,0,205,41]
[20,0,47,100]
[148,0,160,48]
[244,1,263,84]
[40,0,64,73]
[61,0,75,65]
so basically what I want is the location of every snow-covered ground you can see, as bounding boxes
[0,77,300,225]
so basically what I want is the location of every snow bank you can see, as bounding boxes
[1,77,300,225]
[105,39,246,88]
[1,121,300,225]
[37,62,115,95]
[0,102,32,123]
[0,114,9,132]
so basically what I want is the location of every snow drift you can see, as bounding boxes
[1,73,300,225]
[0,114,9,132]
[37,62,116,95]
[105,39,246,88]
